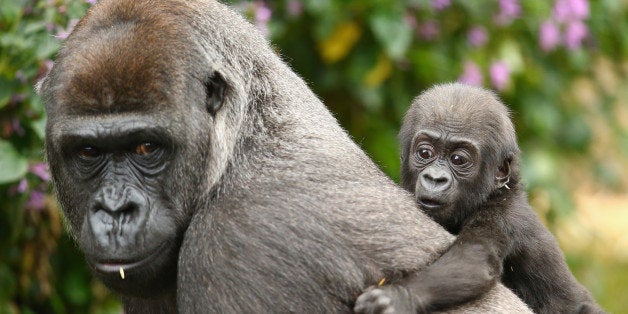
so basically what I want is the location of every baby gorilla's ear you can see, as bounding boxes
[495,156,512,189]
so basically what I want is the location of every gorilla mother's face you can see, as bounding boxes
[49,114,182,296]
[41,3,214,296]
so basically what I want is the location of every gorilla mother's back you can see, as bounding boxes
[41,0,531,312]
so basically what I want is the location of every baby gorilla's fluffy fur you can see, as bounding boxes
[355,83,604,314]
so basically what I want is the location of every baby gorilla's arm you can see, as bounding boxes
[355,210,512,313]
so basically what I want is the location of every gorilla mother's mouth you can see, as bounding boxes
[418,197,445,210]
[93,243,167,274]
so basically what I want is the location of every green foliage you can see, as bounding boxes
[1,0,626,312]
[0,0,119,312]
[0,140,28,184]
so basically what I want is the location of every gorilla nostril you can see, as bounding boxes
[421,170,452,191]
[93,185,146,215]
[95,200,139,214]
[423,174,447,185]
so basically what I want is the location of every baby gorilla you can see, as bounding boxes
[355,83,603,313]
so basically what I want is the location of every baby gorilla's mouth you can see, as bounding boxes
[418,197,445,210]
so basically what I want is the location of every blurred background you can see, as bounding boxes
[1,0,627,313]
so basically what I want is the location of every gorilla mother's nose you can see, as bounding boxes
[93,183,146,215]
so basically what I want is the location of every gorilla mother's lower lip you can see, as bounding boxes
[418,198,445,209]
[94,243,166,273]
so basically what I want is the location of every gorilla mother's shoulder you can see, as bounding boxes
[40,0,531,312]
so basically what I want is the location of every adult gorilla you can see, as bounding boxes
[41,0,530,312]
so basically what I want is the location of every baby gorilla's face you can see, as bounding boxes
[404,127,492,232]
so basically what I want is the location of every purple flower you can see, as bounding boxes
[553,0,589,23]
[85,0,98,4]
[30,162,51,182]
[417,20,440,41]
[254,2,272,37]
[15,70,27,84]
[404,13,418,30]
[26,190,46,211]
[11,117,25,136]
[431,0,451,11]
[286,0,302,17]
[458,61,483,87]
[489,61,510,91]
[564,20,588,50]
[494,0,521,25]
[539,20,561,52]
[17,179,28,194]
[467,26,488,48]
[569,0,590,20]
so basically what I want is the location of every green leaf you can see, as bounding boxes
[31,116,47,141]
[34,34,60,60]
[0,76,15,109]
[369,10,412,61]
[0,140,28,184]
[0,0,23,26]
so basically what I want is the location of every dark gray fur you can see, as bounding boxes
[41,1,531,313]
[356,83,602,313]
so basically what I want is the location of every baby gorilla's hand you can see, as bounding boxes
[354,285,425,314]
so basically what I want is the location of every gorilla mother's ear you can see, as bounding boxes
[205,71,226,116]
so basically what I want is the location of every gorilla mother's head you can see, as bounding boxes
[40,0,285,296]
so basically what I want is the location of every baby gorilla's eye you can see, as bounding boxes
[78,146,100,159]
[450,154,468,166]
[135,142,158,156]
[417,145,434,160]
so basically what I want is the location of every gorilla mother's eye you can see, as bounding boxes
[135,142,158,156]
[78,146,100,159]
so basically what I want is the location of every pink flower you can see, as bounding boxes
[256,3,271,22]
[458,61,483,87]
[570,0,590,19]
[11,118,25,136]
[539,20,561,52]
[404,13,418,30]
[29,162,51,182]
[495,0,521,25]
[432,0,451,11]
[418,21,440,41]
[26,190,46,211]
[286,0,302,17]
[467,26,488,48]
[489,61,510,91]
[17,179,28,194]
[564,20,588,50]
[553,0,589,23]
[255,2,272,37]
[15,70,26,84]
